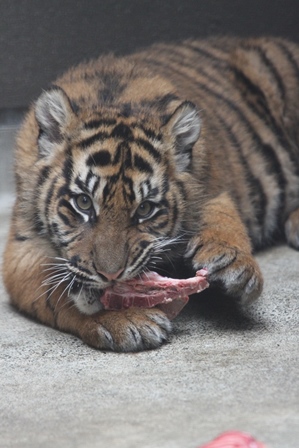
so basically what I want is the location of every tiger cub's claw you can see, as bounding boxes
[79,308,172,352]
[190,242,263,303]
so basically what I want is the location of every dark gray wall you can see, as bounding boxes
[1,0,299,109]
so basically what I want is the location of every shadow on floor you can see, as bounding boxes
[180,287,267,332]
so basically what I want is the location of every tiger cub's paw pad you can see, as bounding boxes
[191,243,263,303]
[82,308,172,352]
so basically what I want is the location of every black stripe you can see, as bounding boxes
[253,45,286,102]
[152,209,168,220]
[34,166,52,233]
[63,149,73,181]
[133,154,153,173]
[69,255,81,265]
[69,100,80,114]
[120,103,132,117]
[45,176,58,221]
[147,186,159,200]
[161,175,169,195]
[230,66,288,211]
[131,247,151,273]
[102,180,114,204]
[140,240,151,249]
[57,211,71,227]
[156,93,179,108]
[61,228,76,236]
[140,93,180,111]
[50,222,60,237]
[59,198,77,215]
[124,145,133,169]
[135,138,162,162]
[174,179,187,202]
[261,144,287,193]
[216,113,267,234]
[87,150,111,167]
[76,265,94,276]
[233,65,299,175]
[36,166,51,188]
[123,175,136,202]
[15,234,30,242]
[79,131,110,149]
[74,176,87,192]
[45,294,56,317]
[275,40,299,82]
[33,213,45,234]
[84,118,116,129]
[134,124,162,141]
[233,67,269,115]
[91,177,100,196]
[151,217,169,230]
[57,184,72,199]
[58,198,86,226]
[59,234,80,247]
[112,143,122,165]
[106,141,132,168]
[233,63,285,137]
[71,261,94,276]
[170,197,178,234]
[183,42,227,66]
[111,123,133,140]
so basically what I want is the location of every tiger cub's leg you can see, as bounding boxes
[285,208,299,250]
[186,192,263,303]
[3,231,171,352]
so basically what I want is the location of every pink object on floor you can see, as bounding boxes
[100,269,209,319]
[199,431,266,448]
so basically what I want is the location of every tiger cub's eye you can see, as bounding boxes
[136,201,155,219]
[75,194,93,211]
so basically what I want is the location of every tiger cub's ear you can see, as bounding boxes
[164,101,201,172]
[35,86,75,157]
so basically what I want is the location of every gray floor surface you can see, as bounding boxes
[0,124,298,447]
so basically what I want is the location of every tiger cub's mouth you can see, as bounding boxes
[70,278,105,299]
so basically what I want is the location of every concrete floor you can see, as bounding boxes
[0,124,298,448]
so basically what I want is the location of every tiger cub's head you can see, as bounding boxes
[34,87,201,314]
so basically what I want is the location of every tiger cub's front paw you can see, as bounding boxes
[285,208,299,250]
[80,308,172,352]
[189,242,263,303]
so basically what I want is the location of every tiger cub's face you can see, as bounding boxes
[34,88,201,314]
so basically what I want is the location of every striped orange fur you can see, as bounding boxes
[3,37,299,351]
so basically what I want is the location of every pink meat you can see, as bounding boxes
[100,269,209,319]
[198,431,266,448]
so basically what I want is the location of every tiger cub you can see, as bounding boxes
[3,37,299,352]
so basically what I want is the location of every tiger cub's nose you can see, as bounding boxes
[97,268,124,282]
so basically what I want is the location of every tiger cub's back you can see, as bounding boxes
[132,37,299,248]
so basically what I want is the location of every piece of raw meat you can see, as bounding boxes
[100,269,209,319]
[198,431,266,448]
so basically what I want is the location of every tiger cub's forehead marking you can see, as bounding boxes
[69,117,165,206]
[81,115,163,143]
[79,116,163,161]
